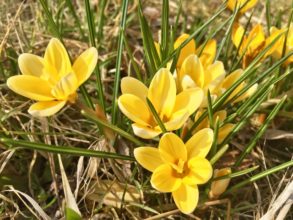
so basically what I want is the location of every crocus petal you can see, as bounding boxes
[214,110,227,122]
[121,77,148,101]
[181,75,197,90]
[7,75,54,101]
[163,109,190,131]
[233,83,258,103]
[44,38,71,78]
[183,157,213,185]
[172,184,199,214]
[179,55,205,89]
[232,23,245,51]
[221,69,242,89]
[209,168,232,199]
[218,123,234,144]
[118,94,152,126]
[227,0,258,14]
[28,100,66,117]
[132,123,161,139]
[151,164,181,192]
[246,24,265,53]
[73,47,98,86]
[148,68,176,119]
[174,34,196,67]
[134,147,163,172]
[18,54,46,77]
[265,28,285,57]
[205,61,226,92]
[173,88,203,116]
[51,72,78,100]
[186,128,213,159]
[159,132,187,164]
[197,39,217,67]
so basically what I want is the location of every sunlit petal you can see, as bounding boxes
[18,54,46,77]
[209,168,231,199]
[197,39,217,67]
[174,34,196,67]
[159,132,187,164]
[186,128,213,159]
[173,88,203,115]
[118,94,152,126]
[7,75,54,101]
[148,68,176,119]
[51,73,78,100]
[132,123,161,139]
[44,38,71,78]
[218,123,234,144]
[183,157,213,185]
[121,77,148,101]
[163,109,189,131]
[205,61,226,92]
[151,164,181,192]
[73,47,98,85]
[28,100,66,117]
[134,147,163,172]
[172,184,198,214]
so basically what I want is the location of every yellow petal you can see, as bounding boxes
[18,54,46,77]
[134,147,163,172]
[172,184,198,214]
[163,109,190,131]
[197,39,217,67]
[218,123,234,144]
[51,72,78,100]
[148,68,176,119]
[174,34,196,67]
[7,75,54,101]
[121,77,148,101]
[181,75,197,91]
[73,47,98,86]
[246,24,265,53]
[240,0,258,13]
[221,69,242,89]
[159,132,187,164]
[179,55,205,89]
[205,61,226,92]
[132,123,161,139]
[227,0,258,14]
[186,128,213,159]
[209,168,231,199]
[233,83,258,103]
[118,94,152,126]
[232,23,245,50]
[151,164,182,192]
[214,110,227,122]
[28,100,66,117]
[264,28,285,57]
[183,157,213,185]
[173,88,203,116]
[44,38,71,78]
[154,42,161,59]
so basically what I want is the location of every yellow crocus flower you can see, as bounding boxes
[7,38,98,117]
[227,0,258,14]
[232,23,283,68]
[193,110,234,144]
[209,167,232,199]
[174,34,217,68]
[134,131,213,214]
[118,68,203,139]
[177,54,226,106]
[270,26,293,66]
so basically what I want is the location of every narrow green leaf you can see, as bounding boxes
[213,165,259,181]
[65,208,82,220]
[146,98,167,133]
[210,144,229,165]
[1,138,135,161]
[81,110,144,146]
[111,0,129,125]
[161,0,169,60]
[224,160,293,194]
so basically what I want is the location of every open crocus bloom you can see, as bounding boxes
[193,110,234,144]
[177,54,226,106]
[232,23,282,68]
[209,167,232,199]
[219,69,258,104]
[134,131,213,214]
[174,34,216,69]
[7,38,98,117]
[118,68,203,139]
[226,0,258,14]
[270,26,293,66]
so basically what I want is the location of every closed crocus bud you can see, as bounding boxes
[209,168,232,199]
